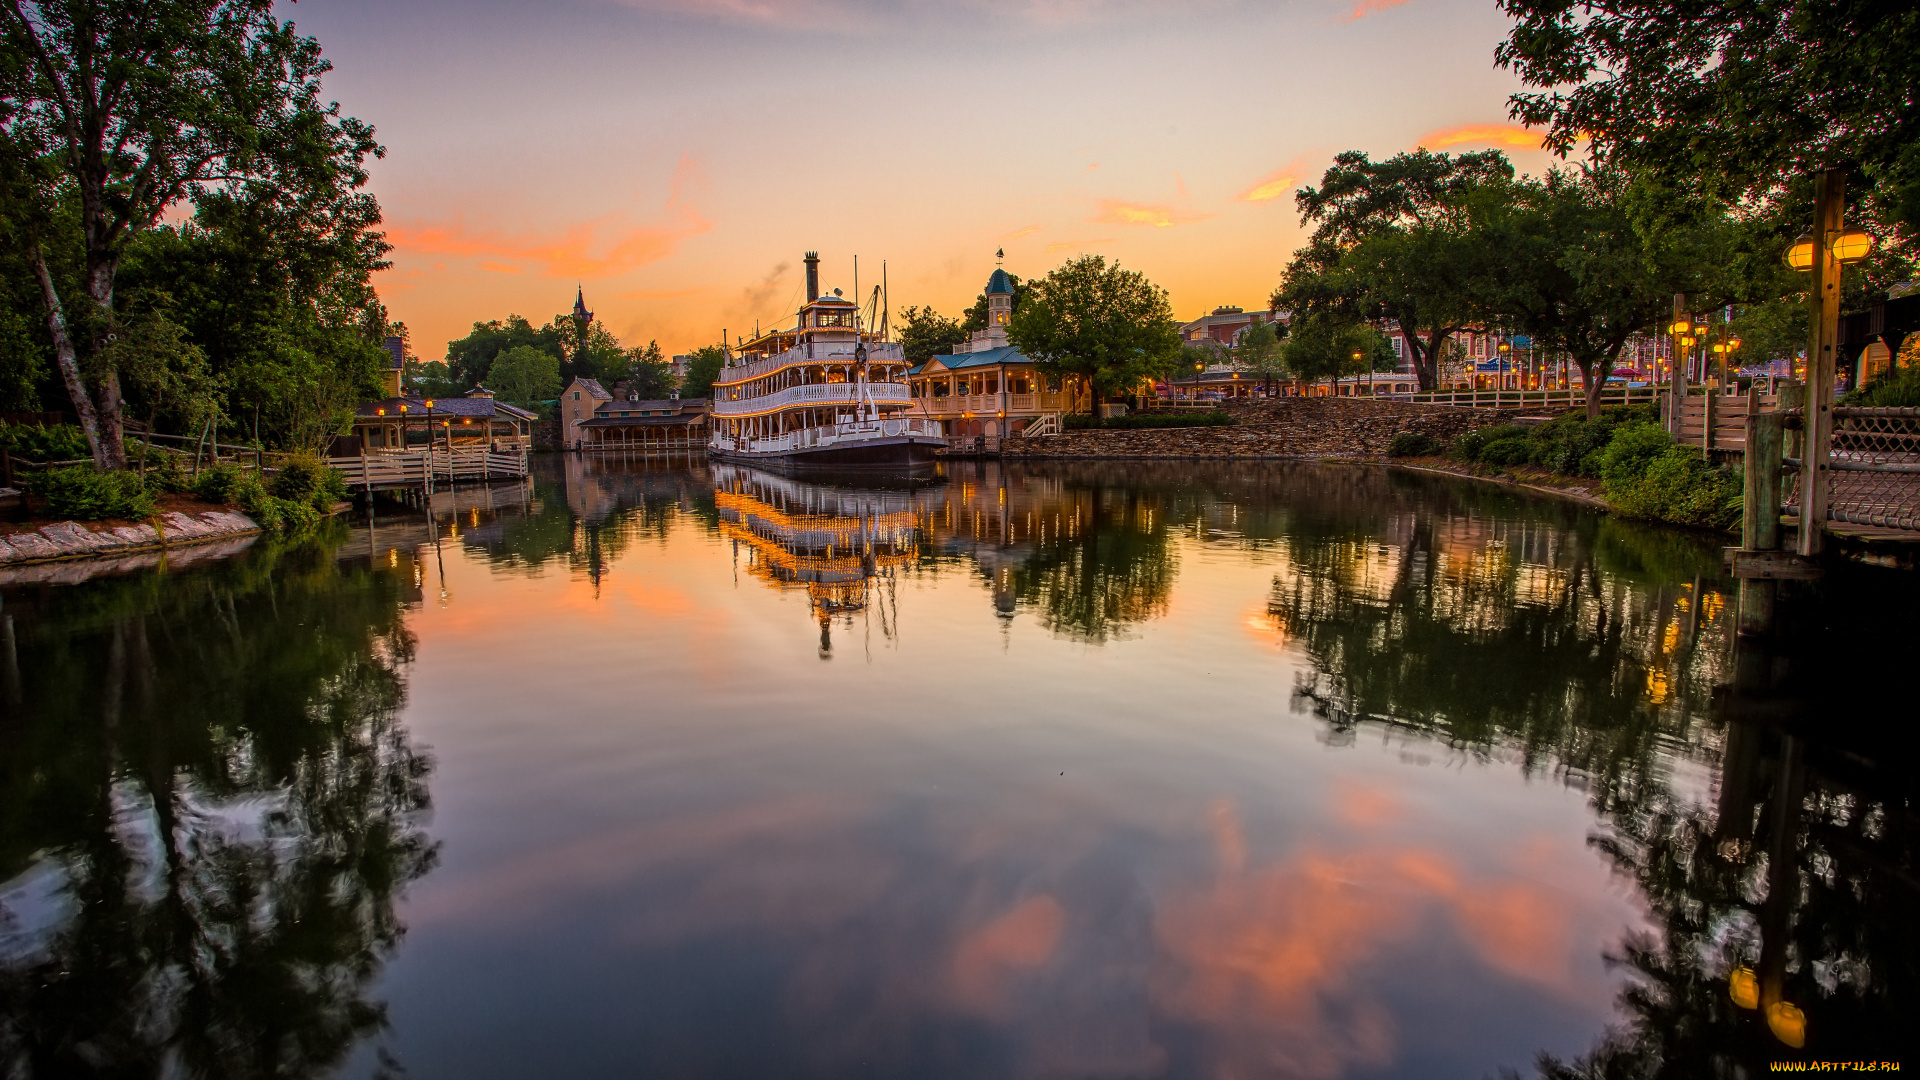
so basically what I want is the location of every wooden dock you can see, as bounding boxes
[328,447,529,495]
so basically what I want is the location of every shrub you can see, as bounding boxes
[1449,424,1525,464]
[1597,422,1677,487]
[0,423,91,462]
[1845,362,1920,407]
[25,466,157,521]
[193,462,258,505]
[1479,434,1536,466]
[1387,431,1443,457]
[270,454,348,511]
[1605,444,1741,530]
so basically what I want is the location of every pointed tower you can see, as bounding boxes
[573,286,594,328]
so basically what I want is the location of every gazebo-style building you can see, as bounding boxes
[350,388,537,450]
[905,264,1083,438]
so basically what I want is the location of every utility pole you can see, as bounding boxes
[1799,168,1845,557]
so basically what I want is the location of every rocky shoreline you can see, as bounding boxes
[0,508,262,568]
[1000,398,1519,459]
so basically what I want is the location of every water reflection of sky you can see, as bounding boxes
[355,460,1713,1078]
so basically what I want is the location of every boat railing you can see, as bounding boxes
[712,381,910,417]
[711,416,941,456]
[720,343,906,384]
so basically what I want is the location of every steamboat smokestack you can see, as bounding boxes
[804,251,820,303]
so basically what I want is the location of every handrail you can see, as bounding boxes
[712,381,910,417]
[716,342,907,387]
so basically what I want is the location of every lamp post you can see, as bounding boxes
[1349,349,1363,397]
[1787,167,1876,556]
[397,402,410,448]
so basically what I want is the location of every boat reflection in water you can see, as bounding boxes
[713,463,926,656]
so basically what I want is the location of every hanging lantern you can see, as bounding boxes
[1784,232,1816,271]
[1766,1001,1807,1049]
[1670,318,1693,335]
[1830,227,1876,264]
[1728,967,1759,1010]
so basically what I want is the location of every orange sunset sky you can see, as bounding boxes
[292,0,1560,358]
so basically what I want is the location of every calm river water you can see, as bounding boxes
[2,457,1914,1078]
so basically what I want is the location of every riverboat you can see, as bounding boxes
[708,252,945,469]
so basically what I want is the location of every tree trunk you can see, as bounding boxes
[30,253,110,467]
[1580,358,1606,419]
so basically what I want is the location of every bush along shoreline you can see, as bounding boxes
[15,451,349,535]
[1389,405,1742,532]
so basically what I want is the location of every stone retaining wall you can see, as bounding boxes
[1001,399,1518,459]
[0,509,261,566]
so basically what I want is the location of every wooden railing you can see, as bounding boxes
[1673,388,1778,453]
[328,447,528,493]
[1401,385,1660,408]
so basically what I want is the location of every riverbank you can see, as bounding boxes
[0,506,262,567]
[1000,398,1518,459]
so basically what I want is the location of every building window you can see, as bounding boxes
[572,391,580,400]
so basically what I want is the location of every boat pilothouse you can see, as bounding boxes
[709,251,945,468]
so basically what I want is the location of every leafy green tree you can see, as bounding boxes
[1280,314,1384,388]
[485,345,561,406]
[897,304,969,365]
[1235,320,1287,393]
[1473,168,1715,417]
[445,315,563,390]
[962,273,1028,332]
[405,359,464,399]
[1495,0,1920,241]
[114,185,393,452]
[1007,255,1182,408]
[623,340,674,399]
[0,0,383,469]
[679,344,728,400]
[1274,150,1511,392]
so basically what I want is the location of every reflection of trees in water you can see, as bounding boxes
[1005,482,1177,643]
[0,535,436,1077]
[1259,470,1731,798]
[464,457,718,583]
[1529,576,1920,1074]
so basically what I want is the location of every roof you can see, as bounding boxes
[985,268,1014,296]
[570,377,613,400]
[354,396,538,421]
[581,414,708,428]
[594,398,709,414]
[909,346,1033,376]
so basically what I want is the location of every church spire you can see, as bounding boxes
[573,286,593,328]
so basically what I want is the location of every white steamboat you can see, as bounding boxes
[709,252,944,469]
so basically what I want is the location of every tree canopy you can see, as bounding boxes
[897,304,968,365]
[1006,255,1181,403]
[678,344,727,400]
[1274,150,1512,391]
[0,0,386,468]
[485,345,560,406]
[1495,0,1920,241]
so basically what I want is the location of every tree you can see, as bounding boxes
[1477,167,1756,417]
[1495,0,1920,241]
[485,345,560,406]
[1280,314,1385,389]
[623,340,673,399]
[679,344,727,400]
[445,315,561,390]
[0,0,383,469]
[1274,150,1511,392]
[1235,320,1286,394]
[1007,255,1182,407]
[897,304,968,365]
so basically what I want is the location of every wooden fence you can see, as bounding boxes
[328,447,529,494]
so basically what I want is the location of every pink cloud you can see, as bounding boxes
[389,155,712,279]
[1090,199,1215,228]
[1417,123,1547,151]
[1343,0,1411,20]
[1002,224,1043,239]
[1240,155,1314,203]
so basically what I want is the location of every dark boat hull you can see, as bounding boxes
[708,435,945,471]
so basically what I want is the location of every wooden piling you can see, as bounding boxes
[1738,409,1787,636]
